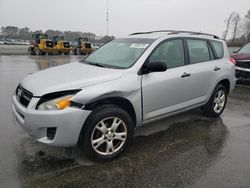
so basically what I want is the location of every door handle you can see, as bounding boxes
[181,72,191,78]
[214,66,221,71]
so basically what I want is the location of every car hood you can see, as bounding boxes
[231,53,250,61]
[21,62,123,96]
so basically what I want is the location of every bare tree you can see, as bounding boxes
[223,12,235,40]
[244,10,250,42]
[231,13,241,41]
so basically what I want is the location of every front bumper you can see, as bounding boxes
[59,48,72,53]
[42,47,56,53]
[12,95,91,147]
[235,66,250,79]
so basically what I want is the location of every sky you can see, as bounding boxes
[0,0,249,37]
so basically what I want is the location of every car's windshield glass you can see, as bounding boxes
[83,38,155,69]
[238,43,250,54]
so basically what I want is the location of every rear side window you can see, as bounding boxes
[210,41,224,59]
[149,39,185,69]
[187,39,210,64]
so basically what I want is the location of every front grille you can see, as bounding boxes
[16,85,33,107]
[236,69,250,79]
[46,40,53,48]
[63,42,70,48]
[236,60,250,69]
[47,127,57,140]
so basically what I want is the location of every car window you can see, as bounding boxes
[237,43,250,54]
[210,40,224,58]
[149,39,185,69]
[187,39,210,64]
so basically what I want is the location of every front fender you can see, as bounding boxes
[72,75,143,126]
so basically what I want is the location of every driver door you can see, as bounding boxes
[142,38,192,121]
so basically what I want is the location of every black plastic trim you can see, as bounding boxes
[70,101,84,109]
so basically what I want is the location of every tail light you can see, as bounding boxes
[229,57,236,65]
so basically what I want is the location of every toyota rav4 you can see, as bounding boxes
[12,30,236,162]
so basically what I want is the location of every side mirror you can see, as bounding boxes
[145,61,167,73]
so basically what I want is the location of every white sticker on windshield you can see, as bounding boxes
[130,43,149,49]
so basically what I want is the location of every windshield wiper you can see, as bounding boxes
[84,61,107,68]
[89,62,106,68]
[84,60,124,69]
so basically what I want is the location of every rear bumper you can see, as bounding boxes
[12,95,91,147]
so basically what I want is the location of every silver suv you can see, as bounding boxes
[12,30,236,162]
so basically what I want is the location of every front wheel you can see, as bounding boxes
[78,105,134,162]
[202,84,228,118]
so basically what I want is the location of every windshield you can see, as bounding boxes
[238,43,250,54]
[84,38,155,69]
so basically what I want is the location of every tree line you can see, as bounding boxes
[0,26,113,43]
[223,9,250,46]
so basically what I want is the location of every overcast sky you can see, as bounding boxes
[0,0,249,37]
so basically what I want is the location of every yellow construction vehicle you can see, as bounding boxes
[28,34,54,55]
[52,36,72,55]
[72,37,94,55]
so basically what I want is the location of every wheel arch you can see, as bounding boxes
[217,79,230,94]
[84,97,137,127]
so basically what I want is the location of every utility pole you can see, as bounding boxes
[106,0,109,36]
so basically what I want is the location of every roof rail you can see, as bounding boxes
[130,30,220,39]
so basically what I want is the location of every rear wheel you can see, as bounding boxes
[202,84,227,118]
[78,105,134,162]
[77,48,83,55]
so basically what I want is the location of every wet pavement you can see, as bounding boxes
[0,55,250,188]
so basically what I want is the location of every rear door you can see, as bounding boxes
[183,38,222,101]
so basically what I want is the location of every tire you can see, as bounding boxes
[77,48,83,55]
[35,47,41,56]
[78,105,134,162]
[202,84,227,118]
[28,47,32,55]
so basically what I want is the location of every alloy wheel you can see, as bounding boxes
[213,90,226,114]
[91,117,127,156]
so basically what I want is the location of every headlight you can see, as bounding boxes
[37,90,81,111]
[38,95,73,111]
